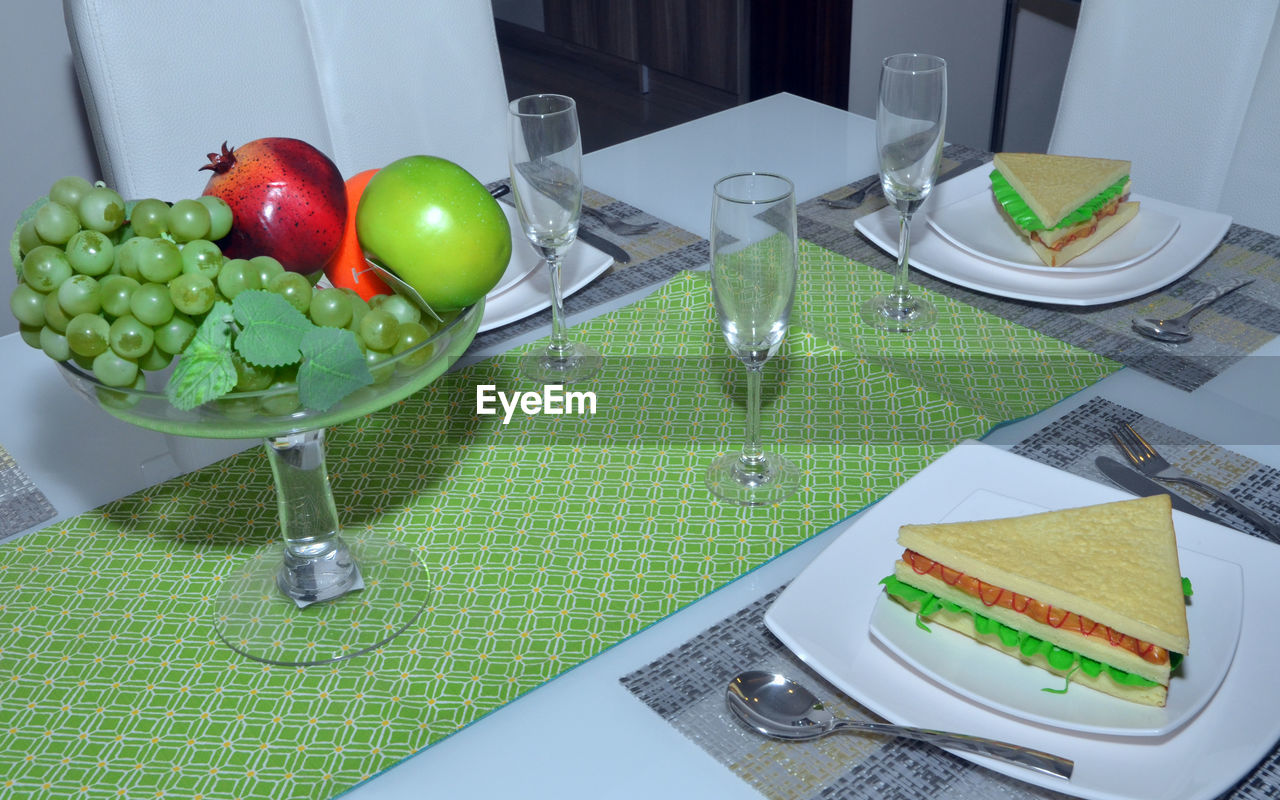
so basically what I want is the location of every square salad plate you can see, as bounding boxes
[855,165,1231,305]
[765,441,1280,800]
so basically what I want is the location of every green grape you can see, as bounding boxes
[308,288,352,328]
[129,282,174,327]
[42,291,71,333]
[196,195,233,240]
[367,293,388,310]
[167,198,211,242]
[21,245,73,292]
[343,290,371,333]
[216,258,251,299]
[358,309,400,351]
[34,200,81,245]
[135,238,183,283]
[108,314,154,359]
[65,312,110,357]
[153,312,196,354]
[77,186,127,233]
[168,272,216,316]
[49,176,93,209]
[392,321,435,369]
[232,353,275,392]
[267,271,312,313]
[92,350,139,387]
[365,349,394,383]
[138,346,172,372]
[95,371,146,410]
[260,372,301,415]
[243,255,285,290]
[65,229,115,276]
[9,284,47,327]
[70,351,96,371]
[129,198,170,238]
[113,236,148,280]
[17,324,42,350]
[99,274,140,318]
[179,239,223,279]
[378,294,422,326]
[39,325,70,361]
[56,274,101,316]
[17,219,47,255]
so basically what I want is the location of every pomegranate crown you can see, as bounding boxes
[200,142,237,174]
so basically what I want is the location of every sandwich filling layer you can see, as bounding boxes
[880,573,1168,689]
[990,169,1130,233]
[899,549,1170,666]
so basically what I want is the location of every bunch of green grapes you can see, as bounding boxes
[10,176,439,395]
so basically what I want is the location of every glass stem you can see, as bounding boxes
[546,252,572,358]
[895,210,914,303]
[264,429,357,603]
[739,364,766,469]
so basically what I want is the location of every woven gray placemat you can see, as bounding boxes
[799,145,1280,391]
[0,443,55,540]
[620,402,1280,799]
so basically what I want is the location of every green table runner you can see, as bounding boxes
[0,243,1117,798]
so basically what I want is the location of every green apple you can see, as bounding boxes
[355,156,511,311]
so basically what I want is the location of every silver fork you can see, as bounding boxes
[1112,423,1280,535]
[581,204,658,235]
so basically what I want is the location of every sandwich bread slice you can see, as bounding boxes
[880,494,1189,707]
[990,152,1139,267]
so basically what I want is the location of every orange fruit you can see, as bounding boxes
[322,168,392,300]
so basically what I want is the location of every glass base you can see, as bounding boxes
[706,450,801,506]
[520,341,603,384]
[859,292,937,333]
[213,534,428,666]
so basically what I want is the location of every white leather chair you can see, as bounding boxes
[1048,0,1280,234]
[63,0,511,204]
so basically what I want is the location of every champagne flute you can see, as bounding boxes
[860,53,947,332]
[508,93,602,383]
[706,172,800,506]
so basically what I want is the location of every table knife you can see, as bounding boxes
[1094,456,1220,523]
[576,228,631,264]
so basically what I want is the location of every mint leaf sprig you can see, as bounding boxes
[165,290,373,412]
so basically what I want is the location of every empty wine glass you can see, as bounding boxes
[860,53,947,332]
[706,172,800,506]
[508,93,602,383]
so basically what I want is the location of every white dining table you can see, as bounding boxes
[3,93,1280,799]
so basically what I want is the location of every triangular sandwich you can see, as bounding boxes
[990,152,1139,267]
[880,494,1189,707]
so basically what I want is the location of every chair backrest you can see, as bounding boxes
[63,0,511,204]
[1048,0,1280,234]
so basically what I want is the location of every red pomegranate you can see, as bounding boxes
[200,138,347,274]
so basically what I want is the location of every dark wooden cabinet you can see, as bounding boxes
[541,0,849,109]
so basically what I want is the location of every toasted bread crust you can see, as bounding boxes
[993,152,1131,228]
[896,495,1189,655]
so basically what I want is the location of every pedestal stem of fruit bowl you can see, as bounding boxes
[264,429,360,604]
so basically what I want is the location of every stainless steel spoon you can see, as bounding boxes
[1131,279,1254,343]
[726,671,1074,781]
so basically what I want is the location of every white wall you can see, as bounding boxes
[1,2,101,338]
[848,0,1077,155]
[849,0,1008,151]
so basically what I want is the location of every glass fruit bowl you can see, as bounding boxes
[56,298,484,666]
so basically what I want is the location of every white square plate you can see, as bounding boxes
[865,486,1241,737]
[765,442,1280,800]
[479,204,614,332]
[855,165,1231,305]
